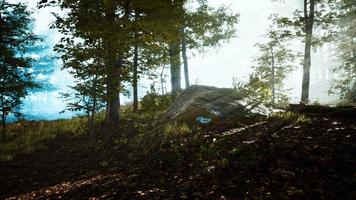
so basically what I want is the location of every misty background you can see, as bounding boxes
[11,0,339,121]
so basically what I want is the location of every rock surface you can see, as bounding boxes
[165,85,271,123]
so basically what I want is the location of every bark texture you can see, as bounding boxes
[301,0,315,103]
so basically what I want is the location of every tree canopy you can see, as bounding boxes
[0,0,39,139]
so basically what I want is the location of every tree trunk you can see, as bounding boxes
[160,65,166,95]
[352,36,356,69]
[104,0,131,126]
[1,112,6,141]
[106,56,121,126]
[89,74,98,143]
[1,95,6,140]
[104,2,120,127]
[86,109,92,140]
[169,0,183,97]
[107,0,131,123]
[108,94,120,124]
[169,42,182,96]
[89,101,96,143]
[181,27,189,88]
[107,54,124,123]
[133,44,139,112]
[270,46,276,106]
[301,0,315,103]
[351,36,356,102]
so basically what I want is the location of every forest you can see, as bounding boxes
[0,0,355,199]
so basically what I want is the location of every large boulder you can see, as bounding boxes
[165,85,271,124]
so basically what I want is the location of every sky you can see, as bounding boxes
[9,0,339,120]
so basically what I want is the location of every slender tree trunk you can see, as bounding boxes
[169,42,182,96]
[89,74,98,143]
[351,37,356,101]
[86,110,91,136]
[181,27,189,88]
[160,65,166,95]
[301,0,315,103]
[133,44,139,112]
[352,36,356,69]
[270,46,276,106]
[169,0,183,97]
[1,113,6,141]
[1,94,6,140]
[89,100,96,143]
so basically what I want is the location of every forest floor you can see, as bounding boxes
[0,111,355,200]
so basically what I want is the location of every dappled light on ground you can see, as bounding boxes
[1,111,354,199]
[6,174,123,200]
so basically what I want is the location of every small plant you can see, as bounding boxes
[164,122,192,136]
[233,75,272,105]
[269,111,310,124]
[140,86,173,113]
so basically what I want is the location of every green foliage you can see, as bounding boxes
[233,18,300,107]
[184,1,239,52]
[268,111,310,124]
[233,75,272,105]
[329,0,356,103]
[59,42,106,114]
[271,1,336,46]
[140,87,173,113]
[0,0,39,138]
[164,122,192,136]
[39,0,240,122]
[272,0,338,102]
[250,22,300,106]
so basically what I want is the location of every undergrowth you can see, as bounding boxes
[0,117,87,161]
[268,111,310,124]
[0,102,354,199]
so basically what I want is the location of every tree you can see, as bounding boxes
[59,41,106,142]
[166,0,185,96]
[128,10,170,112]
[40,0,238,119]
[301,0,315,102]
[164,0,239,93]
[181,1,239,87]
[330,0,356,102]
[40,0,134,127]
[0,0,38,140]
[130,43,169,112]
[252,24,300,106]
[40,0,185,124]
[25,35,57,93]
[273,0,336,103]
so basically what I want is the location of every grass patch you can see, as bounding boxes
[268,111,310,124]
[0,117,87,161]
[0,106,354,199]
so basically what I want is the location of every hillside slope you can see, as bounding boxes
[0,112,355,200]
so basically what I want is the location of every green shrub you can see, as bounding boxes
[140,91,173,113]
